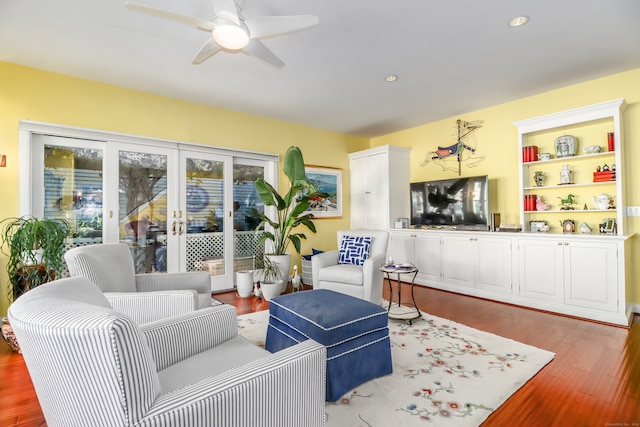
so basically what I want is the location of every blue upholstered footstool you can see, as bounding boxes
[265,289,392,401]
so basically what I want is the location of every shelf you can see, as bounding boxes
[515,99,626,235]
[522,151,614,166]
[525,209,617,214]
[524,181,615,190]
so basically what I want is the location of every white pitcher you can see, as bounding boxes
[592,193,612,210]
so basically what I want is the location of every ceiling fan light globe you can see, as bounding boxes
[212,24,249,50]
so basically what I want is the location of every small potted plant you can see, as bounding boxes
[0,216,70,301]
[257,255,283,302]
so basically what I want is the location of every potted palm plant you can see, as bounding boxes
[254,146,327,288]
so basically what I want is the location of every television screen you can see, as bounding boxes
[410,175,489,229]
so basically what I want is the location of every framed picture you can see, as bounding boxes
[601,218,616,234]
[304,165,342,218]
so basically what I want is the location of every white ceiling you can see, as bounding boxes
[1,0,640,138]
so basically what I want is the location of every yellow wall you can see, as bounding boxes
[1,61,639,316]
[372,67,640,308]
[0,61,368,314]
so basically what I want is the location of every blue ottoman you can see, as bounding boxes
[265,289,392,401]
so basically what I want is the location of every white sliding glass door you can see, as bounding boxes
[180,150,233,291]
[22,121,276,292]
[109,143,179,273]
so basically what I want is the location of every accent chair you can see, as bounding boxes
[311,229,389,305]
[65,243,212,323]
[8,277,327,427]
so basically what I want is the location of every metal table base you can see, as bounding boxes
[380,264,421,324]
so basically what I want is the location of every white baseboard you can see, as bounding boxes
[632,304,640,315]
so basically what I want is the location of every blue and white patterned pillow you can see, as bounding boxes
[338,236,372,266]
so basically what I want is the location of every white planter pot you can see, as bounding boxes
[266,254,291,293]
[235,270,254,298]
[261,280,283,301]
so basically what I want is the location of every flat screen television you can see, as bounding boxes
[410,175,489,230]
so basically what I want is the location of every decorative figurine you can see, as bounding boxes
[536,197,550,211]
[560,164,572,184]
[291,265,302,292]
[558,194,576,210]
[579,222,593,234]
[253,283,262,298]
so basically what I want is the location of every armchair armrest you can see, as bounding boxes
[105,290,199,324]
[145,339,326,427]
[140,304,238,371]
[362,253,386,305]
[311,250,339,288]
[135,271,211,294]
[313,250,339,268]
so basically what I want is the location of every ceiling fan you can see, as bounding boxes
[125,0,319,69]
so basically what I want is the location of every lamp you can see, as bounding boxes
[212,20,249,50]
[0,155,6,167]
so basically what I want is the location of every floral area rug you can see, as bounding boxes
[237,308,554,427]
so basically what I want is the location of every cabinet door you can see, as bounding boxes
[350,156,368,229]
[564,241,618,312]
[441,235,474,288]
[413,234,442,282]
[364,153,388,230]
[475,237,512,294]
[388,233,414,264]
[518,239,564,302]
[350,153,387,230]
[350,156,369,196]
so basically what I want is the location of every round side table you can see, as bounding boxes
[379,263,421,324]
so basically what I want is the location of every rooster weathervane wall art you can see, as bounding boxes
[420,119,485,175]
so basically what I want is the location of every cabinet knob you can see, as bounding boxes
[557,242,563,245]
[564,242,569,246]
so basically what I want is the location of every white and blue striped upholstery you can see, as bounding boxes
[9,277,327,427]
[312,229,389,305]
[65,243,212,323]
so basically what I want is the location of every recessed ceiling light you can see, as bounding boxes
[508,16,528,27]
[384,75,398,82]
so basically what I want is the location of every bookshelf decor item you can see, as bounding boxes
[554,134,578,158]
[559,164,573,185]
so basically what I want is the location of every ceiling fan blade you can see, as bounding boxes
[245,15,319,39]
[192,38,223,64]
[126,2,213,31]
[212,0,241,25]
[244,39,285,69]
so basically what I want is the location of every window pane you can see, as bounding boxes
[185,158,224,273]
[119,151,168,273]
[233,163,264,267]
[44,145,103,245]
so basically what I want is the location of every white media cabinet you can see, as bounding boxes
[388,228,632,326]
[350,99,634,326]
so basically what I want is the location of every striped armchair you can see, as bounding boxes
[9,277,326,427]
[65,243,212,323]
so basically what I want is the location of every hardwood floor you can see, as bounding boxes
[2,282,639,426]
